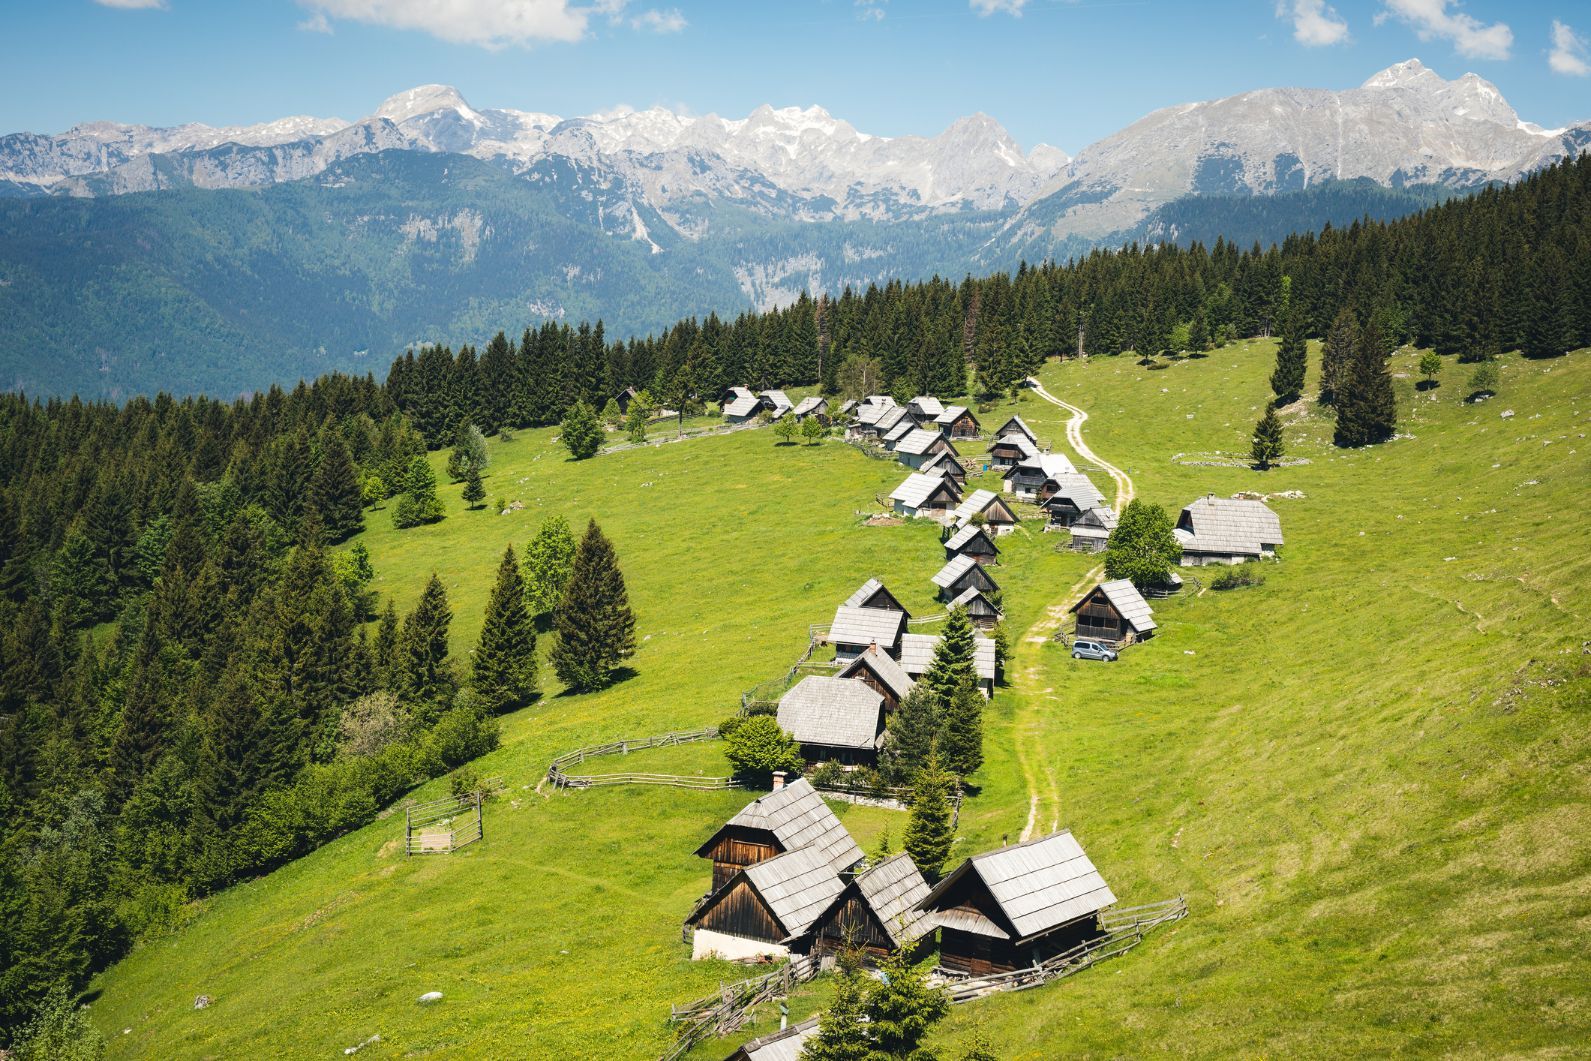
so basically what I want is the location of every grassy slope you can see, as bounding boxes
[88,343,1591,1058]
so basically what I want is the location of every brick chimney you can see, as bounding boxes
[771,771,786,791]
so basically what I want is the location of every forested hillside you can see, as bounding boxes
[0,157,1586,1050]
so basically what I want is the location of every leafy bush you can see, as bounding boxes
[723,715,803,786]
[1210,564,1266,590]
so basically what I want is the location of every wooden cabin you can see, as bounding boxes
[1173,495,1284,565]
[870,405,911,441]
[761,390,794,420]
[890,472,962,520]
[881,418,916,450]
[933,405,981,440]
[908,396,945,423]
[839,398,860,417]
[899,632,998,697]
[987,432,1039,471]
[894,429,958,470]
[791,395,828,422]
[811,853,936,961]
[994,415,1037,444]
[915,831,1116,976]
[943,523,1000,566]
[951,489,1020,536]
[918,450,967,487]
[693,777,863,893]
[724,391,773,424]
[1069,506,1116,553]
[1070,579,1156,645]
[686,847,846,961]
[828,604,908,660]
[949,586,1003,629]
[721,385,755,405]
[843,577,909,616]
[1003,451,1076,500]
[614,386,641,414]
[837,644,915,712]
[932,554,1000,604]
[1042,473,1107,528]
[777,677,886,767]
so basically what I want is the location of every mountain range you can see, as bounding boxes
[1,59,1585,398]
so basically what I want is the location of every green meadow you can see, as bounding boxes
[87,341,1591,1058]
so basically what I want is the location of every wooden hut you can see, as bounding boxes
[890,473,961,520]
[894,429,958,469]
[1041,473,1107,528]
[871,405,911,441]
[881,418,916,450]
[1173,495,1284,565]
[949,586,1003,629]
[994,415,1037,444]
[950,489,1019,535]
[1069,506,1116,553]
[724,391,773,424]
[843,577,909,616]
[693,777,863,893]
[839,398,860,417]
[899,632,997,697]
[837,643,915,712]
[791,395,828,422]
[908,396,946,423]
[761,390,794,420]
[944,523,1000,566]
[811,853,936,960]
[1003,452,1077,500]
[1070,579,1156,645]
[614,386,641,414]
[776,677,886,767]
[933,405,981,440]
[828,604,908,660]
[914,830,1116,976]
[685,847,847,961]
[987,432,1039,471]
[721,385,755,405]
[919,450,967,487]
[932,554,1000,603]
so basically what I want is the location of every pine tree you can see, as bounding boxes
[1105,499,1182,589]
[866,948,951,1058]
[903,750,955,880]
[308,433,365,543]
[1318,307,1358,405]
[920,608,977,703]
[393,455,444,529]
[472,547,538,713]
[550,520,637,692]
[399,574,456,708]
[461,463,485,509]
[372,600,400,690]
[560,401,603,460]
[802,947,872,1061]
[524,515,577,617]
[1250,405,1285,469]
[1333,317,1398,448]
[882,685,940,783]
[937,681,984,779]
[1269,277,1306,404]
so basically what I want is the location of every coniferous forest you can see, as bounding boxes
[0,156,1586,1044]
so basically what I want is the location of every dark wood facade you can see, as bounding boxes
[941,411,981,439]
[1044,494,1089,527]
[931,873,1104,975]
[1072,587,1130,644]
[987,439,1030,468]
[812,893,897,960]
[692,878,785,945]
[975,496,1019,531]
[945,527,999,565]
[699,826,781,891]
[939,564,999,603]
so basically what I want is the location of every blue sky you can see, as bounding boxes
[4,0,1589,152]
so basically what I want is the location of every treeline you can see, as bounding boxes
[383,157,1590,448]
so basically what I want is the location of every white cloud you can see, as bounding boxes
[1549,19,1591,76]
[856,0,886,22]
[630,7,685,33]
[970,0,1029,16]
[1278,0,1349,46]
[1378,0,1512,60]
[94,0,167,8]
[299,0,600,47]
[298,10,334,33]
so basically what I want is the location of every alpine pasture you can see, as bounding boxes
[87,340,1591,1058]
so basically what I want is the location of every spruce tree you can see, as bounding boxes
[1270,278,1306,404]
[472,546,538,713]
[550,520,636,692]
[866,948,951,1058]
[308,433,365,543]
[445,420,489,482]
[937,681,984,779]
[524,515,577,617]
[903,750,956,880]
[1318,307,1358,405]
[372,600,399,690]
[399,574,457,709]
[560,401,603,460]
[920,608,977,703]
[461,463,485,510]
[802,947,872,1061]
[883,685,940,783]
[1333,318,1398,448]
[1250,405,1285,469]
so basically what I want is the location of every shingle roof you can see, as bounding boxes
[990,432,1040,459]
[778,677,885,751]
[898,632,997,682]
[725,394,766,417]
[713,777,863,872]
[840,399,859,415]
[895,428,951,457]
[934,404,973,426]
[951,586,1002,616]
[792,396,826,418]
[852,853,936,945]
[931,553,979,589]
[951,489,1015,527]
[890,472,959,509]
[1072,506,1117,532]
[731,1017,821,1061]
[910,396,945,417]
[883,419,915,444]
[761,390,794,413]
[1072,578,1156,633]
[1175,495,1284,557]
[724,386,755,402]
[837,644,916,702]
[744,847,848,940]
[829,605,908,649]
[944,523,997,554]
[842,577,903,612]
[874,406,910,433]
[997,415,1037,442]
[1040,471,1106,512]
[920,452,966,478]
[1006,452,1076,480]
[864,395,897,408]
[855,402,891,426]
[918,830,1116,943]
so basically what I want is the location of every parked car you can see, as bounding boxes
[1071,639,1118,662]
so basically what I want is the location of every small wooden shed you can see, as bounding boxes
[791,395,828,422]
[899,632,998,697]
[1070,579,1156,645]
[932,554,1000,604]
[987,432,1039,470]
[843,577,909,616]
[894,429,959,470]
[890,472,962,520]
[944,523,1000,566]
[994,415,1037,444]
[811,853,936,960]
[951,490,1019,535]
[934,405,981,439]
[614,386,641,414]
[1068,506,1117,552]
[837,643,916,712]
[949,586,1003,629]
[914,830,1116,976]
[686,847,846,960]
[1173,495,1284,565]
[908,396,946,422]
[1042,472,1107,527]
[918,450,967,487]
[776,677,886,767]
[724,391,773,423]
[726,1017,821,1061]
[828,604,909,660]
[694,777,863,892]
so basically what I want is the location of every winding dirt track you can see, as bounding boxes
[1011,377,1136,841]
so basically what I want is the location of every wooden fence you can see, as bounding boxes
[661,954,821,1061]
[404,794,483,855]
[545,727,740,790]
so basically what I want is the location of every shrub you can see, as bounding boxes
[723,715,803,786]
[1210,564,1266,590]
[810,760,847,788]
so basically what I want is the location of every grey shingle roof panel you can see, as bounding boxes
[890,472,959,509]
[910,396,945,417]
[898,632,996,681]
[895,428,950,456]
[917,831,1115,943]
[725,395,766,417]
[1042,472,1106,511]
[745,847,848,938]
[931,553,979,589]
[1090,578,1156,632]
[723,777,864,872]
[854,853,935,945]
[777,676,885,750]
[1178,495,1284,556]
[934,404,972,425]
[792,396,826,417]
[829,605,908,649]
[837,644,915,701]
[997,415,1037,441]
[944,524,996,552]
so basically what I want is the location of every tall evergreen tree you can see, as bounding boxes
[550,520,636,692]
[461,463,485,510]
[1333,317,1398,448]
[1250,405,1285,469]
[883,685,940,783]
[801,947,872,1061]
[937,682,984,779]
[393,455,444,529]
[866,948,951,1058]
[472,547,538,713]
[1318,307,1358,405]
[920,608,977,703]
[1270,277,1307,404]
[308,433,365,543]
[560,401,603,460]
[399,574,457,708]
[903,750,956,881]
